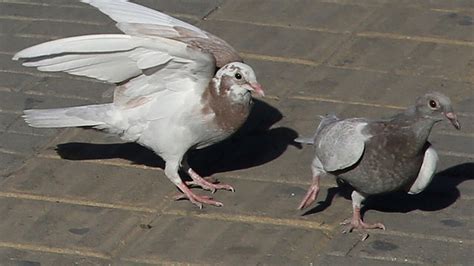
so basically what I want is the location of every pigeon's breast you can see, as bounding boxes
[338,123,426,195]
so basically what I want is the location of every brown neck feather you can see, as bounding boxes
[201,79,252,132]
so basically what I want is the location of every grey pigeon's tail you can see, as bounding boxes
[295,114,340,145]
[23,104,112,128]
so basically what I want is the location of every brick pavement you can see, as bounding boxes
[0,0,473,265]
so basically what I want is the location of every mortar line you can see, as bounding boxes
[0,15,106,25]
[0,241,111,260]
[0,191,157,213]
[163,209,334,231]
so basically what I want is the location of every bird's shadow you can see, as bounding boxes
[56,99,300,177]
[302,163,474,216]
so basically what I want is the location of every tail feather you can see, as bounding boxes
[23,104,111,128]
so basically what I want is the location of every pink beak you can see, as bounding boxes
[249,83,265,97]
[445,112,461,130]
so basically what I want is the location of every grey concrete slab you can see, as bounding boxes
[165,177,350,228]
[0,247,110,266]
[0,0,473,264]
[122,214,329,265]
[345,233,473,264]
[1,157,171,209]
[0,113,18,131]
[0,198,144,254]
[7,116,61,137]
[328,37,474,83]
[0,2,107,24]
[0,132,52,155]
[362,7,474,42]
[0,152,26,181]
[200,19,345,62]
[0,91,99,112]
[212,0,375,32]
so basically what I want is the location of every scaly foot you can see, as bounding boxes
[187,168,234,193]
[175,182,223,208]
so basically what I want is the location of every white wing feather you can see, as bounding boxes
[13,34,215,102]
[81,0,208,38]
[408,146,438,194]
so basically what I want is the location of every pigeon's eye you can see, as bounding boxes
[429,100,437,109]
[234,73,242,80]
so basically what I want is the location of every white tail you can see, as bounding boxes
[23,104,112,128]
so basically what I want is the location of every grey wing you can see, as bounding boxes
[84,0,242,67]
[316,119,371,172]
[295,114,341,145]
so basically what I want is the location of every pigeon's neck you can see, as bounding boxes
[200,80,251,132]
[398,107,437,150]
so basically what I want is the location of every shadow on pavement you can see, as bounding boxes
[56,99,299,177]
[302,163,473,216]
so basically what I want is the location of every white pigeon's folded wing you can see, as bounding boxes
[316,120,371,172]
[13,34,215,106]
[82,0,242,67]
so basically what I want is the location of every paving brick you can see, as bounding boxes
[362,7,474,42]
[361,206,474,240]
[136,0,223,17]
[284,64,473,108]
[4,18,117,38]
[0,198,145,254]
[0,132,52,155]
[345,233,472,264]
[200,19,345,62]
[319,0,474,10]
[20,76,110,101]
[0,72,37,93]
[213,0,375,32]
[0,2,107,24]
[165,178,350,228]
[0,35,52,55]
[319,253,408,266]
[0,152,26,181]
[122,214,329,264]
[328,37,474,82]
[7,116,61,137]
[1,157,171,209]
[0,247,110,266]
[0,113,18,131]
[0,91,99,112]
[0,0,473,264]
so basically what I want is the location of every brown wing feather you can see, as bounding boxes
[118,23,242,68]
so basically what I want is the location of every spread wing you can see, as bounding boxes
[316,119,371,172]
[83,0,242,67]
[13,34,215,107]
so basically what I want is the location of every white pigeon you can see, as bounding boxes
[13,0,265,208]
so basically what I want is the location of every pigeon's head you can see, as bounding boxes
[416,92,460,130]
[214,62,264,103]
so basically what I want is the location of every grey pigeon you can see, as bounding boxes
[296,92,460,232]
[13,0,264,208]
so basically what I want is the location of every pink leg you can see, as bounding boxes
[297,175,320,210]
[341,191,385,233]
[341,207,386,233]
[174,182,223,209]
[186,168,235,193]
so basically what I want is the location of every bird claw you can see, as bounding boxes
[173,192,223,208]
[341,217,386,235]
[185,176,235,193]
